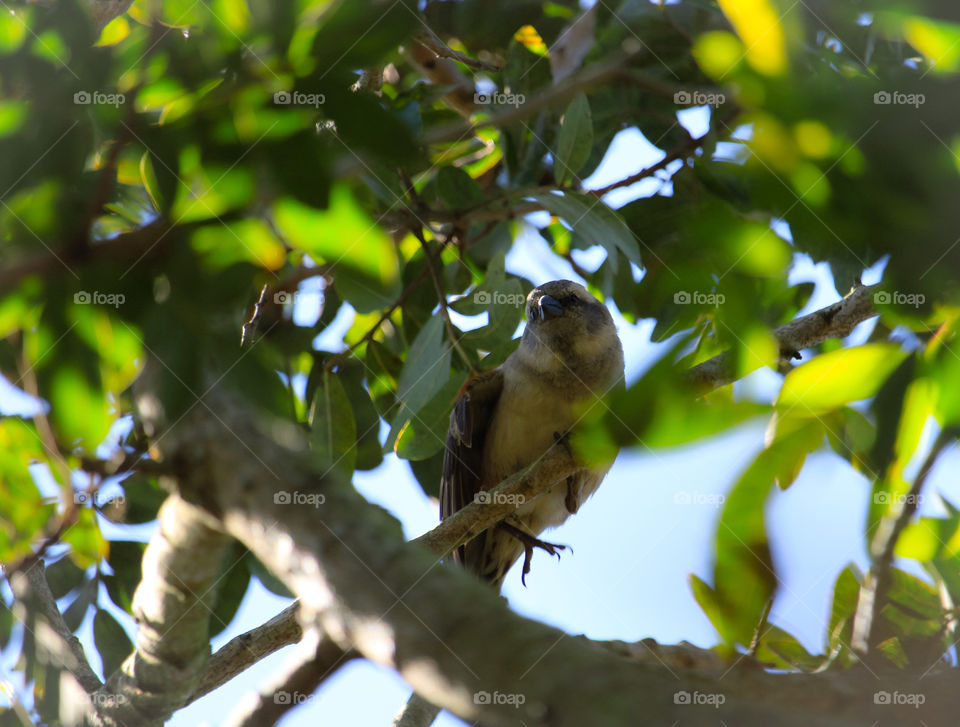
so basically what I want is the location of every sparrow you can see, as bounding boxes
[440,280,624,588]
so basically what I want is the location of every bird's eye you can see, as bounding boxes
[563,294,579,305]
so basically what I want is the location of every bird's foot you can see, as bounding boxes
[497,522,569,586]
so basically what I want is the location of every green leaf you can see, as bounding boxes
[875,636,909,668]
[395,372,468,460]
[209,545,251,638]
[825,565,860,663]
[45,556,86,599]
[339,363,384,471]
[387,315,451,451]
[50,365,110,450]
[310,370,357,478]
[532,191,641,268]
[701,435,805,647]
[246,552,293,598]
[274,186,401,313]
[104,541,145,615]
[755,624,824,671]
[764,413,826,489]
[554,93,594,185]
[777,344,908,415]
[121,476,169,524]
[435,166,484,209]
[93,609,133,678]
[62,508,107,569]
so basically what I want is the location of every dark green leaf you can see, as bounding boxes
[554,93,593,185]
[93,609,133,678]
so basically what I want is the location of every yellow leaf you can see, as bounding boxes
[718,0,788,75]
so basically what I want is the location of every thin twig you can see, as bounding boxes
[324,264,432,372]
[414,29,500,72]
[852,428,957,655]
[685,284,880,392]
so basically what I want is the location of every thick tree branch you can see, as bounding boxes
[89,494,232,727]
[685,284,880,392]
[7,563,102,693]
[141,383,954,727]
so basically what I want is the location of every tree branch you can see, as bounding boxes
[685,284,880,392]
[140,383,955,727]
[189,602,305,702]
[852,428,957,655]
[222,627,353,727]
[413,445,580,558]
[7,562,102,693]
[89,494,232,727]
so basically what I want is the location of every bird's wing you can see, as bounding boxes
[440,368,504,565]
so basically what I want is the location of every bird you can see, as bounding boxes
[440,279,624,588]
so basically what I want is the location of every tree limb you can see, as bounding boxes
[88,494,232,727]
[142,383,955,727]
[7,562,102,693]
[222,626,353,727]
[685,284,880,392]
[413,445,580,558]
[189,602,304,702]
[852,428,957,655]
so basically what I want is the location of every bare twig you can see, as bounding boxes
[222,627,353,727]
[414,229,478,375]
[852,428,957,655]
[414,29,500,72]
[190,602,305,701]
[324,264,431,372]
[685,284,880,392]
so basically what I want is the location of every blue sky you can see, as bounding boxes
[4,105,959,727]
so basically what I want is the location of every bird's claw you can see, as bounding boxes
[497,522,569,586]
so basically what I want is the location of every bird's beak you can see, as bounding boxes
[537,295,564,320]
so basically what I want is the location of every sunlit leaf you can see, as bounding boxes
[274,186,401,313]
[777,344,908,415]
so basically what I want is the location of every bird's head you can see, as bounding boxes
[518,280,623,387]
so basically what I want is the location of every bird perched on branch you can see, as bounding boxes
[440,280,624,588]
